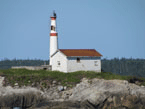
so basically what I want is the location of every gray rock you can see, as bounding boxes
[0,76,5,87]
[58,86,64,91]
[107,96,113,102]
[0,86,44,108]
[64,86,67,90]
[22,85,26,89]
[14,85,19,89]
[31,82,35,86]
[14,83,18,86]
[69,78,145,108]
[62,89,73,99]
[52,80,57,84]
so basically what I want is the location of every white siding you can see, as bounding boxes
[51,51,67,72]
[67,57,101,72]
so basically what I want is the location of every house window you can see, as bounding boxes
[57,61,60,65]
[94,61,98,66]
[77,58,80,63]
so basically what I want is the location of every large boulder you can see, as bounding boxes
[0,86,44,108]
[69,78,145,108]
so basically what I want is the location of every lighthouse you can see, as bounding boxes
[49,11,102,73]
[49,11,58,65]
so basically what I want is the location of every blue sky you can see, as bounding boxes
[0,0,145,60]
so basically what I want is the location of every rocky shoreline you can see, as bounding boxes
[0,77,145,109]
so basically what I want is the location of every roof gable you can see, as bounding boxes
[50,50,66,58]
[59,49,102,57]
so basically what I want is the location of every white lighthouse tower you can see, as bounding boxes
[49,11,58,65]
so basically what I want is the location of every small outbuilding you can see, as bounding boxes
[51,49,102,73]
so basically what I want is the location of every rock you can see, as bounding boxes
[81,78,88,83]
[135,81,141,85]
[101,94,142,109]
[35,101,83,109]
[62,89,73,99]
[141,85,145,88]
[107,96,113,102]
[52,80,56,84]
[43,88,47,92]
[113,96,117,107]
[6,86,13,90]
[69,78,145,108]
[129,83,145,96]
[36,82,39,85]
[58,82,61,85]
[32,82,35,86]
[36,82,40,89]
[87,92,109,105]
[0,86,44,108]
[58,86,64,91]
[70,78,127,101]
[121,95,139,108]
[14,85,19,89]
[22,85,26,88]
[64,86,67,90]
[0,77,5,87]
[14,83,18,86]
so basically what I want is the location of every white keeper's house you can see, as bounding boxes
[49,12,102,73]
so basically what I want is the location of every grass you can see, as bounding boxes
[0,69,145,88]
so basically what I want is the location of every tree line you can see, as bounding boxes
[102,58,145,78]
[0,58,49,69]
[0,58,145,77]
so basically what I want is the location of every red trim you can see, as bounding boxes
[50,33,58,36]
[50,17,56,20]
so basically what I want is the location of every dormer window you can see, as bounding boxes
[77,58,80,63]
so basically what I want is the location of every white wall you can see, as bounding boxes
[51,20,56,27]
[67,57,101,72]
[51,51,67,72]
[49,36,58,65]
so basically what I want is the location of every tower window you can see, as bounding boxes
[77,58,80,63]
[51,26,55,31]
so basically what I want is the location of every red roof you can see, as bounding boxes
[59,49,102,57]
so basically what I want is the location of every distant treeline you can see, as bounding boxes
[0,58,145,77]
[0,59,49,69]
[102,58,145,78]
